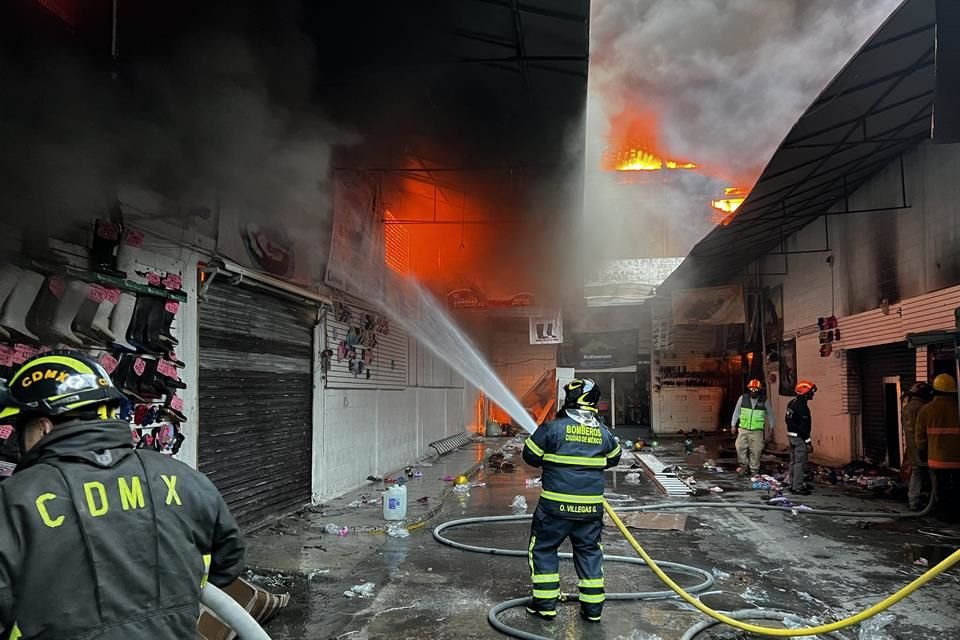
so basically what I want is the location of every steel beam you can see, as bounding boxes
[466,0,587,23]
[811,54,934,107]
[510,0,529,87]
[785,90,933,146]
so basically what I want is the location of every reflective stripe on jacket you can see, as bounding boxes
[916,395,960,470]
[522,415,621,520]
[738,393,767,430]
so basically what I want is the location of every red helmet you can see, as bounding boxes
[747,379,762,391]
[795,380,817,396]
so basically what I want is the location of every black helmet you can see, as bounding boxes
[0,350,126,422]
[907,381,933,400]
[563,378,601,412]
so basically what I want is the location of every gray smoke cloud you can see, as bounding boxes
[584,0,903,259]
[0,15,353,282]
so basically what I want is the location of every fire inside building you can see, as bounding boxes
[0,0,959,639]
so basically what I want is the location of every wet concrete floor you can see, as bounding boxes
[250,438,960,640]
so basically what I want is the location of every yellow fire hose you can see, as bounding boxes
[603,500,960,637]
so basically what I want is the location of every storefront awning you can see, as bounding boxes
[906,329,960,348]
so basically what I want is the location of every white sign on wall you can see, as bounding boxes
[529,310,563,345]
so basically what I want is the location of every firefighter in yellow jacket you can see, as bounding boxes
[915,373,960,521]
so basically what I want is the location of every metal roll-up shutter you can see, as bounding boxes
[855,342,915,463]
[198,279,314,529]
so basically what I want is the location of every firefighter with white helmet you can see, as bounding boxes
[521,378,621,623]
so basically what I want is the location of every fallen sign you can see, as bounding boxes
[635,453,694,496]
[603,512,688,531]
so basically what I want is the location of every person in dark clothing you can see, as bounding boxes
[522,378,621,623]
[902,381,933,510]
[0,351,245,640]
[786,379,817,495]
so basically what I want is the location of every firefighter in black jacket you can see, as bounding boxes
[0,351,245,640]
[522,378,621,623]
[786,379,817,495]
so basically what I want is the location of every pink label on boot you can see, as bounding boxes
[171,395,184,412]
[157,359,179,379]
[162,274,183,291]
[48,276,66,299]
[133,358,147,377]
[98,353,119,374]
[164,301,179,315]
[96,221,120,241]
[104,288,121,304]
[125,229,144,248]
[0,425,12,440]
[0,346,14,367]
[87,284,107,303]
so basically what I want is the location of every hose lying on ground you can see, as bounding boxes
[200,584,272,640]
[605,499,960,638]
[433,483,957,640]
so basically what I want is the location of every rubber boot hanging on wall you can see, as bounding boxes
[91,287,119,341]
[1,269,43,342]
[91,219,126,279]
[110,292,139,351]
[48,279,91,347]
[0,264,24,340]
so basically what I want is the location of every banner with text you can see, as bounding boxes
[672,285,746,325]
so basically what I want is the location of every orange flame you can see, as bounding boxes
[611,148,698,172]
[602,109,697,172]
[710,187,748,225]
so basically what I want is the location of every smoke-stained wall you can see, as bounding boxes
[837,142,960,314]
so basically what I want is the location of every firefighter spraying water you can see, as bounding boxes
[520,379,621,623]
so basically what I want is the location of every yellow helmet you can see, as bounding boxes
[932,373,958,393]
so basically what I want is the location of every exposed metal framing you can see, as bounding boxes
[783,136,922,149]
[527,62,586,79]
[454,28,515,49]
[510,0,529,87]
[703,96,931,249]
[458,55,587,63]
[466,0,588,23]
[758,46,932,186]
[811,55,934,107]
[763,216,833,255]
[786,90,933,147]
[693,146,915,260]
[861,23,935,53]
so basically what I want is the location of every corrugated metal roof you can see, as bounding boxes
[661,0,936,291]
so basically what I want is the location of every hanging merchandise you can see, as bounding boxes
[325,296,408,390]
[817,316,839,358]
[0,219,190,461]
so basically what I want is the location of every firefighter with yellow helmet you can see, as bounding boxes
[0,351,245,639]
[915,373,960,520]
